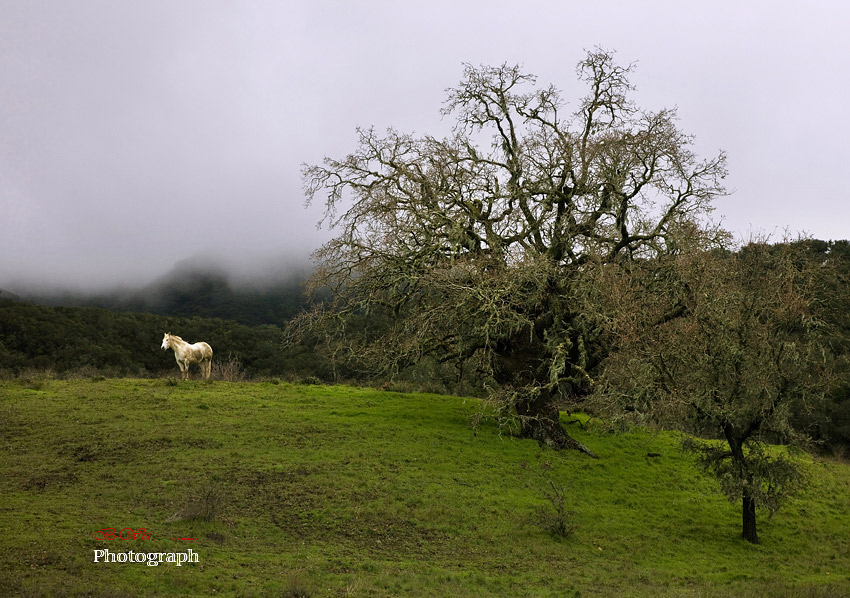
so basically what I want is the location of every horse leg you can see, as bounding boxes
[203,359,212,380]
[179,360,189,380]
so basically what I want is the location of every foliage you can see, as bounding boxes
[299,49,727,449]
[2,379,849,597]
[783,239,850,455]
[682,437,807,517]
[209,352,246,382]
[595,240,833,542]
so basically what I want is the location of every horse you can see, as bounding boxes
[161,333,213,380]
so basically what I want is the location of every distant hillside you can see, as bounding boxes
[0,289,24,302]
[12,256,316,327]
[110,268,311,326]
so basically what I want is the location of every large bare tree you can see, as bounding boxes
[300,49,727,453]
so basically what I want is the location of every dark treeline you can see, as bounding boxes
[0,300,327,380]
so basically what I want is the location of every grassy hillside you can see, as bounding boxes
[1,379,848,597]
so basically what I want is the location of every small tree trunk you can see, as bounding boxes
[742,492,759,544]
[724,427,759,544]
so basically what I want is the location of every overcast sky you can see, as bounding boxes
[2,0,848,290]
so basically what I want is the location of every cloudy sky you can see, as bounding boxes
[1,0,848,290]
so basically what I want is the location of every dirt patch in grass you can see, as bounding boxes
[56,436,222,464]
[231,467,327,532]
[22,467,79,491]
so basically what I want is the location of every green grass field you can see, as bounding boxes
[1,378,848,597]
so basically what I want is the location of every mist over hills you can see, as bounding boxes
[2,251,315,327]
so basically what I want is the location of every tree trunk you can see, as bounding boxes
[724,426,759,544]
[514,392,598,458]
[742,492,759,544]
[495,327,598,458]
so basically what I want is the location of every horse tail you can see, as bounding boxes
[204,343,213,379]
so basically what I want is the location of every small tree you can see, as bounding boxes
[299,49,726,452]
[595,240,831,543]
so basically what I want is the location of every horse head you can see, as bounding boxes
[161,333,172,350]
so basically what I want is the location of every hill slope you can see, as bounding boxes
[1,379,848,597]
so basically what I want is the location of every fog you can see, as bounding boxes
[2,1,849,293]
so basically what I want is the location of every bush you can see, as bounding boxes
[211,352,245,382]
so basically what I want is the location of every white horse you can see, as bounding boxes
[161,333,213,380]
